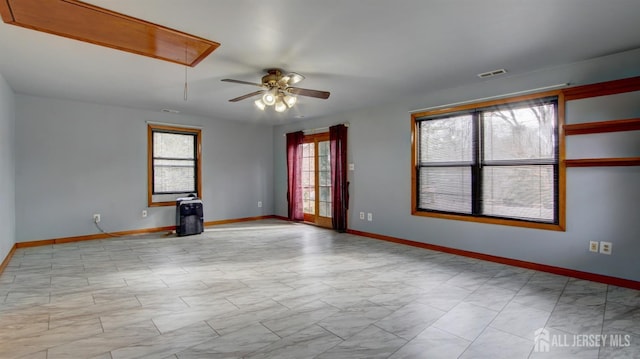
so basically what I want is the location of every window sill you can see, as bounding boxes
[149,201,179,207]
[411,209,565,231]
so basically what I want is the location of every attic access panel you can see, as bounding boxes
[0,0,220,67]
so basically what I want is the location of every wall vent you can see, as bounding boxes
[477,69,507,78]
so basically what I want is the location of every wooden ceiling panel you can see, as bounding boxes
[0,0,220,67]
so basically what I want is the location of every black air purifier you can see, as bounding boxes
[176,197,203,236]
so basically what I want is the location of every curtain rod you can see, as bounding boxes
[409,83,570,114]
[283,123,349,136]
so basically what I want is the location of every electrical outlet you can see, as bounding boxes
[367,213,373,221]
[93,214,101,223]
[359,212,365,220]
[600,241,612,255]
[141,210,148,218]
[258,201,263,208]
[589,241,599,253]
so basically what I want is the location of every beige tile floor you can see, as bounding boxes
[0,219,638,358]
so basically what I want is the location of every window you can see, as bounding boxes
[147,124,201,207]
[412,92,565,230]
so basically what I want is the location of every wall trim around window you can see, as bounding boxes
[147,123,202,207]
[411,90,566,231]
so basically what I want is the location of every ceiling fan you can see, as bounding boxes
[222,69,330,112]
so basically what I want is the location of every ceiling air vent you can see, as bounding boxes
[477,69,507,79]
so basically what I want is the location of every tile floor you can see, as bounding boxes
[0,219,638,358]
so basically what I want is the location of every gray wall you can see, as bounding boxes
[0,74,15,262]
[15,95,273,242]
[274,48,640,282]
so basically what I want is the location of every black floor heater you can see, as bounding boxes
[176,197,203,236]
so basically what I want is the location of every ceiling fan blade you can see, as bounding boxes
[287,87,330,99]
[221,78,265,87]
[228,90,264,102]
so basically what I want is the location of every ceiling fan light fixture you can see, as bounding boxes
[290,73,305,84]
[274,97,287,112]
[222,69,329,113]
[284,95,297,108]
[282,72,305,85]
[254,99,266,110]
[262,88,277,106]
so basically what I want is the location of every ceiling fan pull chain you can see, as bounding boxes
[184,66,188,101]
[183,46,188,101]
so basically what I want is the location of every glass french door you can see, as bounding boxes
[301,133,332,228]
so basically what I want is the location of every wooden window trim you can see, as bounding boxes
[410,76,640,230]
[411,90,566,231]
[147,124,202,207]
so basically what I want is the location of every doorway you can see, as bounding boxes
[301,133,332,228]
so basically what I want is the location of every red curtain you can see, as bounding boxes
[330,124,348,231]
[286,131,304,221]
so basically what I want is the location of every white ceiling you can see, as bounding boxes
[1,0,640,124]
